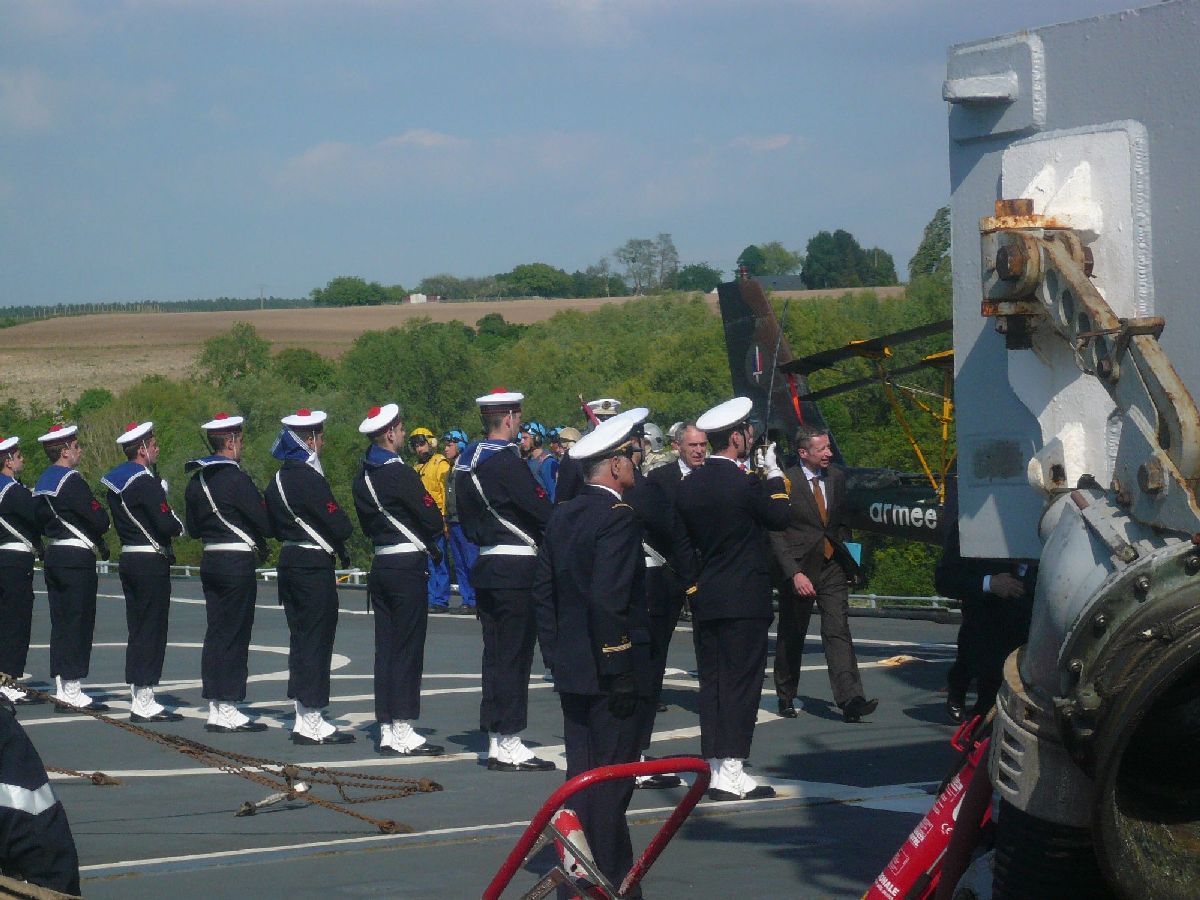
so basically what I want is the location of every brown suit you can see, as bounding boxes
[768,463,866,709]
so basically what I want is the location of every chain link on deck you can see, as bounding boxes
[3,674,442,834]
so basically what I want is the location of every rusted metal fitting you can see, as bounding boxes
[1134,575,1151,596]
[1082,246,1095,278]
[995,243,1028,281]
[996,198,1034,217]
[1138,457,1166,494]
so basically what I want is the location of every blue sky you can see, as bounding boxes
[1,0,1131,305]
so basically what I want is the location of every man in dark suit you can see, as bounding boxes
[770,425,877,723]
[677,397,790,801]
[533,412,651,897]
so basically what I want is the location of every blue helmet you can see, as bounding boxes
[442,429,468,454]
[521,421,548,442]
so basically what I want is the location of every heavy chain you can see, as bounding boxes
[6,677,442,834]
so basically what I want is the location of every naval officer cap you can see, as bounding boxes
[201,412,244,433]
[696,396,755,433]
[116,421,154,445]
[476,388,524,410]
[359,403,401,435]
[570,411,643,461]
[37,423,79,445]
[281,408,327,429]
[0,435,18,453]
[587,398,622,419]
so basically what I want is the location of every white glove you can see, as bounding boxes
[761,442,783,480]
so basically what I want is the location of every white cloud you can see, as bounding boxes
[0,69,60,134]
[729,134,794,153]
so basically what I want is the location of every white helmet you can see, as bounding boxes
[642,423,666,453]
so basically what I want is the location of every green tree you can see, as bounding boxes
[196,322,271,386]
[801,229,897,288]
[758,241,804,276]
[908,206,951,281]
[673,263,724,292]
[569,263,627,298]
[501,263,573,298]
[381,284,407,304]
[736,244,767,276]
[474,313,528,352]
[653,233,680,291]
[614,238,656,294]
[273,348,335,390]
[311,275,386,306]
[863,246,899,286]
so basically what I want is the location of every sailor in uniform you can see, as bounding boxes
[676,397,790,800]
[184,413,271,733]
[532,412,651,896]
[265,409,355,745]
[101,422,185,723]
[454,389,555,771]
[32,423,111,712]
[586,398,622,425]
[352,404,446,756]
[0,436,42,705]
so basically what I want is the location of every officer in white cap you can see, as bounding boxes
[0,435,42,705]
[101,422,185,722]
[676,397,790,800]
[32,423,111,712]
[453,389,555,771]
[352,404,446,756]
[586,398,622,423]
[184,413,271,733]
[265,409,355,745]
[532,412,651,894]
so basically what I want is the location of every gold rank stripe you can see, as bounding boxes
[601,640,632,654]
[770,493,789,500]
[612,502,633,510]
[685,585,698,596]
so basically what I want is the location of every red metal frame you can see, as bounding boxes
[483,756,712,899]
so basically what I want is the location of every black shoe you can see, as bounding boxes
[842,696,879,723]
[777,700,798,719]
[291,730,356,745]
[131,710,185,723]
[13,695,45,706]
[205,720,268,733]
[379,743,444,757]
[946,697,965,724]
[55,701,109,714]
[636,773,682,790]
[453,605,477,616]
[707,785,776,802]
[487,756,556,772]
[656,702,669,713]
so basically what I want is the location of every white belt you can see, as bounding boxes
[479,544,537,557]
[283,541,328,552]
[374,542,421,556]
[121,545,159,554]
[0,541,32,553]
[205,542,254,553]
[49,538,92,550]
[644,555,664,568]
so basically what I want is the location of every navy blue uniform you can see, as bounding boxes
[0,700,80,895]
[677,457,789,760]
[353,447,444,723]
[533,485,651,897]
[184,458,270,702]
[33,467,110,681]
[454,441,552,734]
[0,477,39,685]
[554,452,584,505]
[265,461,354,710]
[103,463,184,687]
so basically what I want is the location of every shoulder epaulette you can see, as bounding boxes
[612,502,633,511]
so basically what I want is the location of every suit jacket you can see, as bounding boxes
[769,463,862,586]
[624,468,698,613]
[676,457,790,621]
[934,521,1037,604]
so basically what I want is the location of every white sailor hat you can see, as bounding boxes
[607,406,649,430]
[570,414,641,461]
[696,396,755,433]
[586,398,622,418]
[0,435,18,453]
[116,421,154,445]
[475,389,524,409]
[201,412,244,432]
[281,408,327,429]
[37,423,79,445]
[359,403,401,435]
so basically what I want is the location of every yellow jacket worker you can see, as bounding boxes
[410,427,453,610]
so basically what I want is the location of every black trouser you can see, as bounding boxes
[278,562,340,709]
[476,586,538,734]
[951,595,1033,714]
[695,616,769,760]
[0,556,35,680]
[774,559,863,708]
[119,553,172,686]
[200,551,257,702]
[44,556,98,681]
[637,583,686,752]
[369,562,429,722]
[559,691,646,899]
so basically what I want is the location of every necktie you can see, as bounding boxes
[812,476,834,560]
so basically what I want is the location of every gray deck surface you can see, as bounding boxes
[14,573,965,899]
